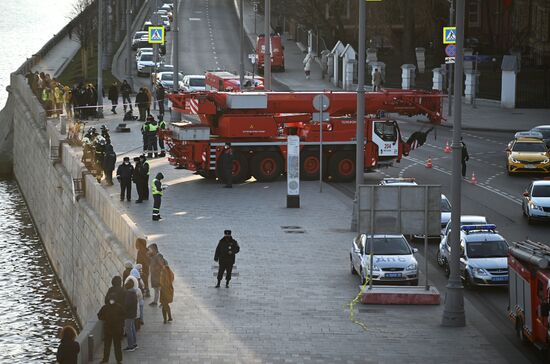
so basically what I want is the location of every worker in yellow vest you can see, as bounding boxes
[151,172,164,221]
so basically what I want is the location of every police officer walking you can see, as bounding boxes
[214,230,240,288]
[151,172,165,221]
[219,143,233,188]
[461,138,470,177]
[117,157,134,201]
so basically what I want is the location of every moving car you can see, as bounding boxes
[136,53,156,76]
[350,234,419,286]
[522,179,550,224]
[181,75,206,92]
[437,215,488,267]
[131,31,148,50]
[160,15,171,31]
[530,125,550,148]
[156,71,184,90]
[439,224,509,287]
[506,131,550,175]
[136,48,153,62]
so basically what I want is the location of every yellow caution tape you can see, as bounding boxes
[346,276,369,331]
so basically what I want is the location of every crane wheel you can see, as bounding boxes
[300,150,322,180]
[217,151,249,184]
[329,151,355,182]
[252,152,283,182]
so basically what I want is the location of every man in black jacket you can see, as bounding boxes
[461,138,470,177]
[98,293,126,363]
[135,88,148,121]
[108,82,119,114]
[218,143,233,188]
[214,230,240,288]
[156,83,165,116]
[123,280,138,351]
[117,157,134,201]
[102,144,117,185]
[120,80,132,112]
[104,276,126,306]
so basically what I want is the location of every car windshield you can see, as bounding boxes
[140,54,153,62]
[441,198,451,212]
[532,185,550,197]
[366,237,411,255]
[512,142,547,152]
[134,32,146,39]
[466,240,508,258]
[161,74,173,81]
[189,78,205,87]
[533,129,550,139]
[374,122,397,142]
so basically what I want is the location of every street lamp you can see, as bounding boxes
[97,0,104,118]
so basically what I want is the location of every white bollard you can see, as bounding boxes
[401,64,416,90]
[464,71,480,104]
[415,47,426,73]
[501,55,519,109]
[344,59,356,90]
[432,67,445,91]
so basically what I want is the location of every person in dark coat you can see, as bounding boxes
[159,258,174,323]
[138,155,150,201]
[218,143,233,188]
[135,88,148,121]
[148,243,164,305]
[156,83,165,116]
[461,138,470,177]
[102,144,117,185]
[117,157,134,201]
[98,294,125,363]
[108,82,119,114]
[56,325,80,364]
[120,80,132,112]
[123,280,138,351]
[136,238,151,297]
[214,230,240,288]
[104,275,126,306]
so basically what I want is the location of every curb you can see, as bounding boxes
[411,119,518,134]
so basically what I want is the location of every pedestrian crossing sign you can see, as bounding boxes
[443,27,456,44]
[148,26,165,44]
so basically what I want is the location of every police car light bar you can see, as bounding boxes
[514,131,543,139]
[461,224,497,232]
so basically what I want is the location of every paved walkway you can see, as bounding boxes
[32,35,80,78]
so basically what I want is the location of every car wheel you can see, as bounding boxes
[350,255,357,275]
[436,249,444,267]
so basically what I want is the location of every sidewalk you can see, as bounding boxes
[32,35,80,78]
[67,108,523,363]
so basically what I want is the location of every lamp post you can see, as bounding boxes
[264,0,271,91]
[171,0,180,121]
[97,0,104,118]
[447,0,455,117]
[126,0,134,90]
[239,0,245,90]
[442,0,466,328]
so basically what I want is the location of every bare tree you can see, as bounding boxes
[72,0,97,80]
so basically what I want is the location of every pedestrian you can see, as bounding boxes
[372,68,382,92]
[94,136,107,182]
[133,156,144,203]
[125,274,144,331]
[141,121,149,155]
[102,143,117,185]
[219,142,233,188]
[156,83,165,116]
[53,82,64,117]
[145,116,159,158]
[461,138,469,177]
[148,243,164,306]
[214,230,240,288]
[120,80,133,112]
[135,88,148,121]
[117,156,134,201]
[63,85,73,120]
[98,293,125,364]
[122,261,133,283]
[108,82,119,114]
[136,238,151,297]
[104,275,126,306]
[41,87,52,115]
[303,52,314,80]
[144,87,153,117]
[123,279,138,351]
[56,325,80,364]
[140,155,150,201]
[151,172,165,221]
[158,115,166,157]
[159,258,174,324]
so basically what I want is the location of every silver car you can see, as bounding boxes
[350,234,419,286]
[437,215,487,267]
[522,180,550,224]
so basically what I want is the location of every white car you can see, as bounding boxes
[156,71,184,90]
[437,215,488,267]
[350,234,419,286]
[136,53,156,76]
[522,179,550,224]
[135,48,153,62]
[131,31,148,50]
[181,75,206,92]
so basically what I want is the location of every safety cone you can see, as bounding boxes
[470,172,477,185]
[444,140,452,153]
[425,157,433,168]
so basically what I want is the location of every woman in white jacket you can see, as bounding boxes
[303,53,314,80]
[125,275,144,327]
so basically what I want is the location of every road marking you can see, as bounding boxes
[189,18,201,21]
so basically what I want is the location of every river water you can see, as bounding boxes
[0,1,80,362]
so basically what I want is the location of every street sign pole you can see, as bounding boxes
[97,0,104,118]
[319,100,323,193]
[239,0,245,90]
[447,0,455,117]
[264,0,271,91]
[171,0,180,121]
[473,52,478,109]
[442,0,466,328]
[126,0,134,91]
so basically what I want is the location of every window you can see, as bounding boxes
[468,0,481,28]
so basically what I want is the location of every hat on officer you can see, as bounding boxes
[224,230,231,235]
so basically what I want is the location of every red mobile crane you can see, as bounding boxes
[163,89,442,183]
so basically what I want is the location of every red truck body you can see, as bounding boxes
[256,34,285,72]
[205,71,264,92]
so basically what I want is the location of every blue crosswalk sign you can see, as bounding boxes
[443,27,456,44]
[148,26,164,44]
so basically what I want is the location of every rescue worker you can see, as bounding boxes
[158,115,166,157]
[145,116,159,158]
[108,82,119,114]
[135,88,148,121]
[63,85,73,120]
[120,80,132,112]
[156,83,165,116]
[151,172,165,221]
[94,136,107,181]
[117,156,134,201]
[101,125,111,145]
[219,142,233,188]
[133,157,144,203]
[461,138,469,177]
[102,143,117,185]
[52,82,64,117]
[214,230,240,288]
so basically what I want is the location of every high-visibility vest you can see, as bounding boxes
[42,89,50,102]
[148,123,159,132]
[151,179,163,196]
[159,121,166,129]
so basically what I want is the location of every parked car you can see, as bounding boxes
[530,125,550,148]
[522,179,550,224]
[181,75,206,92]
[439,224,509,287]
[350,234,419,286]
[437,215,488,267]
[506,131,550,175]
[131,31,148,50]
[156,71,184,90]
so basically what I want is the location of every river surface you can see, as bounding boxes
[0,1,79,362]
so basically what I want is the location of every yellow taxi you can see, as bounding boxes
[506,131,550,175]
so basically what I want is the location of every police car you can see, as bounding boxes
[438,224,509,287]
[522,179,550,223]
[350,234,419,286]
[437,215,487,267]
[506,131,550,175]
